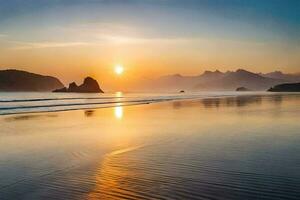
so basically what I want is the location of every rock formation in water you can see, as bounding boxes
[268,83,300,92]
[53,77,104,93]
[0,69,64,91]
[236,87,251,91]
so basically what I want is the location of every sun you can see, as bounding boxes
[114,64,124,75]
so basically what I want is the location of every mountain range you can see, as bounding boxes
[260,71,300,82]
[139,69,300,91]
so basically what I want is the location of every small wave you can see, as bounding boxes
[109,145,145,156]
[0,96,128,103]
[0,99,157,111]
[0,95,206,115]
[1,92,280,116]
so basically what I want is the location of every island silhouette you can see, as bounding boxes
[268,83,300,92]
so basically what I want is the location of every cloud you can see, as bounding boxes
[10,41,90,50]
[0,34,7,38]
[8,35,263,51]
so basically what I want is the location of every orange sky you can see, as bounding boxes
[1,38,299,90]
[0,0,299,90]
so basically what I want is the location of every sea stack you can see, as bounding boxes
[53,77,104,93]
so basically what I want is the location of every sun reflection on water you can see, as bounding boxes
[115,91,123,97]
[114,106,123,119]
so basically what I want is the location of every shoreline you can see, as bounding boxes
[1,92,299,116]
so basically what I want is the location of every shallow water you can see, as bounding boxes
[0,93,300,199]
[0,91,268,115]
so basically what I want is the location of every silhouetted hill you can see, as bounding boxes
[195,69,284,91]
[0,69,64,91]
[53,77,104,93]
[140,70,225,92]
[140,69,285,91]
[268,83,300,92]
[147,73,199,91]
[261,71,300,82]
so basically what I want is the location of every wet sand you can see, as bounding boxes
[0,94,300,199]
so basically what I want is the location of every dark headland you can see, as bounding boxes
[268,83,300,92]
[53,77,104,93]
[0,69,64,91]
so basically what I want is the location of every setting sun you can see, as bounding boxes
[114,65,124,75]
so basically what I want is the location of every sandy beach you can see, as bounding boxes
[0,93,300,199]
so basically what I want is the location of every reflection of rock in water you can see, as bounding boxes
[236,96,262,107]
[225,96,262,107]
[84,110,95,117]
[172,101,182,109]
[271,95,283,105]
[5,114,57,121]
[193,95,287,109]
[200,96,265,109]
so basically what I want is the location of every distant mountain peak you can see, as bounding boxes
[261,71,300,82]
[235,69,261,77]
[203,70,223,75]
[173,74,182,77]
[159,73,183,80]
[265,71,284,75]
[203,70,212,74]
[202,70,224,77]
[236,69,251,73]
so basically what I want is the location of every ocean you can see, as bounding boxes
[0,92,300,199]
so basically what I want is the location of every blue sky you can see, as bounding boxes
[0,0,300,40]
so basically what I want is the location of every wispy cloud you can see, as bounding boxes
[96,34,195,44]
[10,41,91,50]
[9,36,263,51]
[7,20,266,50]
[0,34,7,38]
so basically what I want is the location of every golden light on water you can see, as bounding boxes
[114,106,123,119]
[114,64,124,75]
[115,91,123,97]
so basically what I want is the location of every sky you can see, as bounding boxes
[0,0,299,89]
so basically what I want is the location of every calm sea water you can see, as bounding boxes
[0,91,265,115]
[0,92,300,199]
